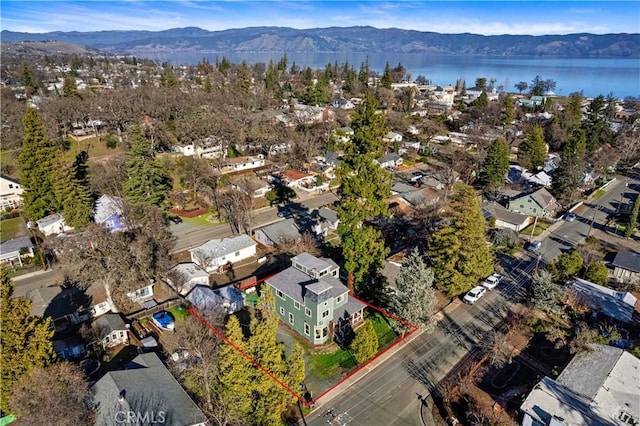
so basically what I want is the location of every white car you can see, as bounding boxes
[463,286,487,304]
[481,273,502,290]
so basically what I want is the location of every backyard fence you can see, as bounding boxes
[126,298,182,320]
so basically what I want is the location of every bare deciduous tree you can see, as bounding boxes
[10,362,94,426]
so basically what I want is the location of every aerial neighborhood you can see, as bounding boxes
[1,35,639,426]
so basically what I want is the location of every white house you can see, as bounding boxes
[376,153,403,169]
[189,235,257,273]
[0,236,34,267]
[0,174,22,210]
[166,262,210,296]
[94,314,129,349]
[35,213,73,236]
[126,281,155,304]
[220,155,266,174]
[94,194,126,231]
[383,131,403,144]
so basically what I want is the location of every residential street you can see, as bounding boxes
[306,256,537,426]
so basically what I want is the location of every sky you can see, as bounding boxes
[1,1,639,36]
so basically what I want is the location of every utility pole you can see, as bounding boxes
[26,220,47,271]
[529,216,539,242]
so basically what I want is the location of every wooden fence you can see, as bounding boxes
[126,298,182,320]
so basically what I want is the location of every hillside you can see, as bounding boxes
[2,26,638,57]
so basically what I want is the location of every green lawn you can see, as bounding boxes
[368,312,400,349]
[308,347,357,378]
[520,220,553,237]
[183,212,223,226]
[0,216,28,242]
[167,305,189,321]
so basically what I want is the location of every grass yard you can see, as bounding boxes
[368,312,400,349]
[591,189,606,199]
[183,212,222,226]
[167,305,189,321]
[63,135,123,163]
[308,347,357,378]
[0,216,29,242]
[520,220,553,237]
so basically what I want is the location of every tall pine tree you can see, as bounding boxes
[123,125,171,208]
[19,108,58,220]
[0,268,55,412]
[53,157,94,229]
[551,129,587,206]
[428,185,494,296]
[479,138,510,192]
[518,125,547,171]
[393,248,437,327]
[336,93,392,296]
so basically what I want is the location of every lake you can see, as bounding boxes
[139,51,640,99]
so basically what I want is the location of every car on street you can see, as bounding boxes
[481,273,502,290]
[463,285,487,304]
[526,240,542,252]
[564,212,577,222]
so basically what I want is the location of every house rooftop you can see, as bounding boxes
[569,278,637,323]
[94,194,124,224]
[36,213,64,228]
[26,286,89,319]
[0,236,34,260]
[612,250,640,273]
[91,352,207,426]
[169,262,209,280]
[482,201,530,226]
[318,207,338,224]
[189,234,256,258]
[257,218,302,245]
[94,313,126,339]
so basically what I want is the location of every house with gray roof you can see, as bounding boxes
[186,284,244,314]
[189,235,256,273]
[520,344,639,426]
[508,188,558,218]
[376,152,403,170]
[483,201,532,232]
[253,218,302,247]
[611,250,640,284]
[36,213,73,236]
[265,253,366,345]
[568,278,638,324]
[91,352,207,426]
[94,194,125,231]
[94,313,129,349]
[166,262,209,296]
[0,236,34,267]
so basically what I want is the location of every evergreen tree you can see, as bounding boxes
[473,89,489,109]
[518,125,547,170]
[530,75,545,96]
[336,93,392,295]
[380,62,392,89]
[123,125,171,207]
[475,77,487,89]
[549,250,583,282]
[625,195,639,238]
[203,75,213,93]
[0,268,55,412]
[19,108,58,220]
[560,92,584,131]
[531,270,565,315]
[217,315,253,423]
[501,94,515,126]
[350,321,378,364]
[393,248,437,326]
[53,158,94,229]
[551,129,587,205]
[479,138,510,192]
[583,262,608,286]
[582,95,612,151]
[62,74,78,97]
[428,185,494,296]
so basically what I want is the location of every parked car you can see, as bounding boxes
[463,286,487,304]
[564,212,577,222]
[527,240,542,252]
[168,215,183,224]
[481,273,503,290]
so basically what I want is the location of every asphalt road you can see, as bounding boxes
[535,175,640,262]
[307,256,537,426]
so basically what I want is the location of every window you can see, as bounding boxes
[304,322,310,336]
[279,307,285,316]
[519,204,524,209]
[336,295,344,304]
[112,333,117,340]
[305,307,312,317]
[293,300,301,310]
[105,336,110,343]
[8,184,12,189]
[276,289,286,300]
[322,310,329,318]
[119,331,124,338]
[532,208,537,213]
[289,313,294,325]
[235,251,240,256]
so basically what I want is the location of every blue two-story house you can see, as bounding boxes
[94,194,126,231]
[266,253,366,345]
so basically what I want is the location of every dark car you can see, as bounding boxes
[168,215,183,224]
[527,240,542,252]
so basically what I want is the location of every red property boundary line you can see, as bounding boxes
[188,286,419,408]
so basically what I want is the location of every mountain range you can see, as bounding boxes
[2,26,639,57]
